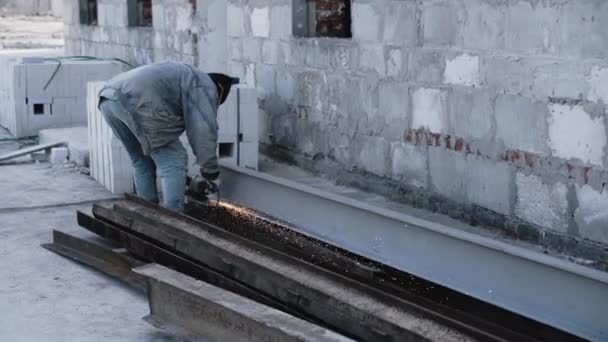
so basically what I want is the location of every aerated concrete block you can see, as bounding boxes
[218,89,238,144]
[352,3,382,42]
[575,185,608,244]
[5,59,126,137]
[515,173,569,233]
[421,1,463,47]
[448,88,493,140]
[87,81,134,194]
[465,155,513,216]
[239,142,259,170]
[444,54,480,87]
[49,147,69,164]
[378,81,409,141]
[270,5,291,39]
[587,66,608,104]
[495,95,547,154]
[251,7,270,38]
[390,142,428,188]
[548,103,606,166]
[412,88,448,132]
[504,1,560,54]
[237,86,259,143]
[429,147,467,201]
[461,0,505,51]
[383,0,418,46]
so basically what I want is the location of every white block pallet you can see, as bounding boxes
[0,49,63,131]
[217,85,260,170]
[87,81,134,195]
[4,57,127,138]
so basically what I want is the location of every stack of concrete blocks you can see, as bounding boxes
[3,58,126,138]
[0,49,63,131]
[87,81,134,195]
[216,85,260,171]
[237,85,260,170]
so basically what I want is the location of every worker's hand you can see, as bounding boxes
[201,172,221,194]
[189,172,221,196]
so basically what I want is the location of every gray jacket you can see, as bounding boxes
[99,61,219,174]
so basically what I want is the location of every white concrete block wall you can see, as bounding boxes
[237,86,259,170]
[87,81,134,195]
[0,49,62,132]
[5,59,126,138]
[444,54,480,87]
[412,88,448,132]
[65,0,608,248]
[548,103,606,166]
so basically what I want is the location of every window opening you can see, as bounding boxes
[293,0,351,38]
[79,0,98,25]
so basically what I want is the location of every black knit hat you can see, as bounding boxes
[208,73,239,105]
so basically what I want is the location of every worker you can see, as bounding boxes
[97,61,237,211]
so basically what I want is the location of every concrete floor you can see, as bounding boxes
[0,129,175,341]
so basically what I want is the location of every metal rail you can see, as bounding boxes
[216,164,608,341]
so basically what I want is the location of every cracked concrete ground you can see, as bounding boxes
[0,128,175,341]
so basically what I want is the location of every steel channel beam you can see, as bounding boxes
[94,202,474,342]
[183,199,573,342]
[42,229,146,291]
[76,211,310,322]
[217,164,608,341]
[134,264,354,342]
[125,197,531,342]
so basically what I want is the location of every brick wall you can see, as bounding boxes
[65,0,608,253]
[225,0,608,251]
[63,0,198,66]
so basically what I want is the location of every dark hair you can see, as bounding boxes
[208,73,239,105]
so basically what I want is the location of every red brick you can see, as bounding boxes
[525,153,538,168]
[430,133,441,147]
[583,166,591,184]
[567,163,576,178]
[506,150,520,162]
[404,130,413,142]
[316,0,351,37]
[454,138,465,152]
[444,135,452,149]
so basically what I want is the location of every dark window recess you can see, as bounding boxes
[33,104,45,115]
[79,0,98,25]
[219,143,235,158]
[293,0,351,38]
[128,0,153,27]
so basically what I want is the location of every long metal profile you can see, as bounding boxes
[93,202,474,342]
[76,211,312,321]
[134,264,353,342]
[217,164,608,341]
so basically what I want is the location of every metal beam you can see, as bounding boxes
[183,198,573,342]
[134,264,353,342]
[76,211,309,321]
[216,164,608,341]
[92,202,475,342]
[0,141,64,162]
[42,230,146,291]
